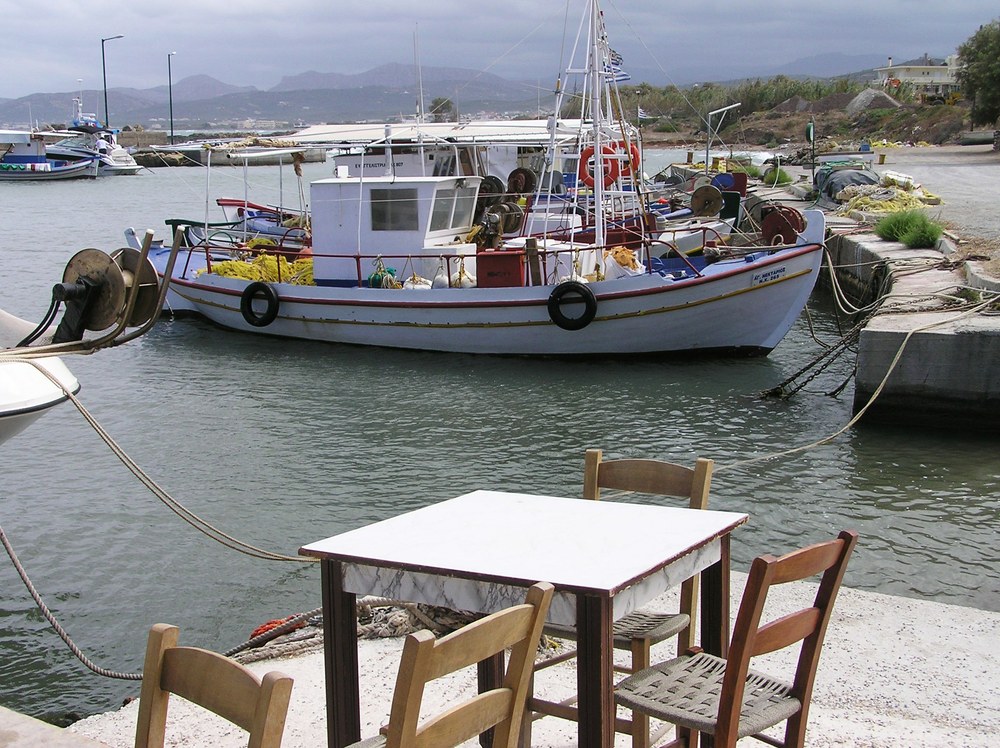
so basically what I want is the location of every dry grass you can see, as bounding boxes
[956,236,1000,279]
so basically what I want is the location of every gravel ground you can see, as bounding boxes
[875,144,1000,239]
[867,144,1000,276]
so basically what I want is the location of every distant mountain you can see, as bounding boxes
[144,74,258,103]
[0,64,538,129]
[0,54,946,130]
[762,53,888,79]
[270,70,355,91]
[270,63,530,98]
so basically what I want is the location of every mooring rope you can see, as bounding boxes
[27,360,313,564]
[0,523,142,681]
[1,359,317,682]
[3,361,487,677]
[715,297,998,474]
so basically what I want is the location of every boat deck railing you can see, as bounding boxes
[171,230,723,289]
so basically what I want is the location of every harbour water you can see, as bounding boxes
[1,157,997,725]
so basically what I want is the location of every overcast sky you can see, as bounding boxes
[2,0,996,100]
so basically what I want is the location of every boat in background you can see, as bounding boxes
[45,98,143,177]
[0,130,98,181]
[133,0,826,357]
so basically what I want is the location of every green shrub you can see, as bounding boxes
[874,210,942,247]
[729,163,762,178]
[873,210,916,241]
[900,220,943,248]
[762,167,792,185]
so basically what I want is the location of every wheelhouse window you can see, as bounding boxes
[430,187,456,231]
[371,188,419,231]
[428,181,480,232]
[453,183,478,228]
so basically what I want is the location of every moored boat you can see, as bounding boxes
[45,98,143,177]
[0,130,98,181]
[0,310,79,446]
[135,0,826,357]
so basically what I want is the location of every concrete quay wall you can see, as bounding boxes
[824,231,1000,431]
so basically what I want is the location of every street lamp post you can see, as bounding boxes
[168,52,176,145]
[101,34,124,127]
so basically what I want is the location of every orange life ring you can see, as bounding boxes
[578,145,620,188]
[615,141,641,176]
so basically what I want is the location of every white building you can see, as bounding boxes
[873,54,961,101]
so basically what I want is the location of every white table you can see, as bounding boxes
[300,490,748,748]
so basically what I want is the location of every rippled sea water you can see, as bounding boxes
[1,157,997,723]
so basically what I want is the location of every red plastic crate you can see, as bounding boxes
[477,250,525,288]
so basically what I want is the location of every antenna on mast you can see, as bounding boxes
[413,25,425,123]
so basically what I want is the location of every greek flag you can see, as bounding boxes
[605,49,631,82]
[637,106,651,120]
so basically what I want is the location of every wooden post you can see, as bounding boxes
[524,238,542,286]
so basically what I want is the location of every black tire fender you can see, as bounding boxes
[547,281,597,331]
[240,281,280,327]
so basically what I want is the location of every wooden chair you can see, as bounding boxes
[582,448,714,659]
[346,581,554,748]
[615,530,859,748]
[531,448,713,747]
[135,623,294,748]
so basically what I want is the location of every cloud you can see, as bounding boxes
[1,0,996,100]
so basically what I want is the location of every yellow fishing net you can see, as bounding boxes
[201,253,315,285]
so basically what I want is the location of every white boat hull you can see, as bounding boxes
[0,357,80,445]
[0,159,97,181]
[151,242,823,356]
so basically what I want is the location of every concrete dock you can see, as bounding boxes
[791,145,1000,430]
[68,574,1000,747]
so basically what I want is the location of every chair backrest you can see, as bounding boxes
[583,448,713,652]
[384,581,554,748]
[583,448,713,510]
[716,530,859,745]
[135,623,294,748]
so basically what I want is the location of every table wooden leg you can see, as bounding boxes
[699,533,731,659]
[477,652,504,747]
[322,560,360,748]
[576,593,614,748]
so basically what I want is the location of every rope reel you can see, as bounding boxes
[53,247,159,342]
[760,206,805,245]
[690,184,724,217]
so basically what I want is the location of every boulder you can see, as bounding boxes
[846,89,901,116]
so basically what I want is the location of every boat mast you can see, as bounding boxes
[414,26,427,176]
[589,0,605,251]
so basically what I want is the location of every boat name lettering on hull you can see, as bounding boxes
[752,266,787,286]
[348,161,405,170]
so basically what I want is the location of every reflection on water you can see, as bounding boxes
[0,164,997,724]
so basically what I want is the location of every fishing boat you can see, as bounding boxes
[137,0,826,357]
[0,130,98,181]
